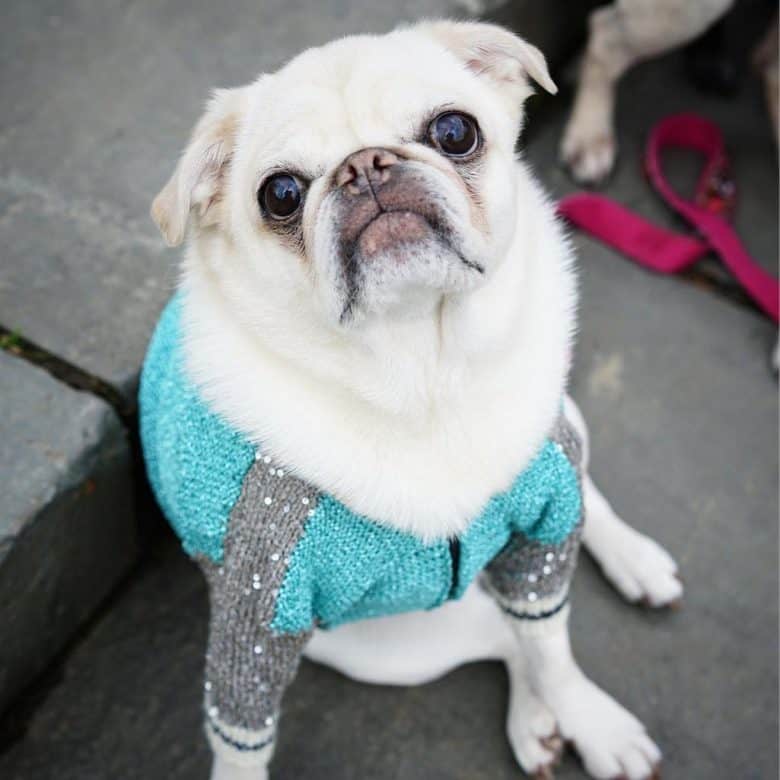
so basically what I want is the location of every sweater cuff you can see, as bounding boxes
[504,599,570,637]
[205,714,276,768]
[489,583,571,637]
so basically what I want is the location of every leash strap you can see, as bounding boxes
[558,113,779,323]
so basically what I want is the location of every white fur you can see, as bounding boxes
[181,168,575,540]
[165,25,576,540]
[153,21,682,780]
[212,760,268,780]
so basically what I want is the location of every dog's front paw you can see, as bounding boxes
[507,688,563,778]
[547,677,661,780]
[590,521,683,608]
[560,115,617,186]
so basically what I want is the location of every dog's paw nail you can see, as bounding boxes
[540,731,564,763]
[533,764,556,780]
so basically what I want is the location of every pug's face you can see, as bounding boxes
[153,21,555,343]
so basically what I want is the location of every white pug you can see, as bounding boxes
[144,20,682,780]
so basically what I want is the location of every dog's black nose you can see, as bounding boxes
[334,148,399,195]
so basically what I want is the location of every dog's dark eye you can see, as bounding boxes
[260,173,303,219]
[429,112,479,157]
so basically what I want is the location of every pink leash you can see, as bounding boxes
[558,113,779,323]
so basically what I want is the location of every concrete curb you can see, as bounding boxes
[0,351,137,714]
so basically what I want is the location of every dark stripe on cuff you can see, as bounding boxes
[207,718,275,753]
[500,595,569,621]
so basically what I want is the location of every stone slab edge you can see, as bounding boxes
[0,350,138,715]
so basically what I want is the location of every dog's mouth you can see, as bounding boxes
[357,210,434,259]
[330,167,486,324]
[337,207,484,324]
[343,206,484,275]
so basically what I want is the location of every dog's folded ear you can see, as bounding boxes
[421,20,557,99]
[151,87,248,247]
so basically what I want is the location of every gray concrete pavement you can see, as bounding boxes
[0,0,777,778]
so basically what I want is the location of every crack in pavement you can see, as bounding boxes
[0,327,132,422]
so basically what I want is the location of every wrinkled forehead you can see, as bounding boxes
[238,30,496,176]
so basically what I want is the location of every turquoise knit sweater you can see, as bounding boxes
[139,292,584,757]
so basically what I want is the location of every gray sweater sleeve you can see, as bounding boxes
[199,455,315,767]
[482,415,584,635]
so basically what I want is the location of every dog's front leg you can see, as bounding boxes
[563,396,683,608]
[199,484,313,780]
[561,0,734,184]
[486,413,661,779]
[489,533,661,780]
[512,616,661,780]
[200,552,310,780]
[559,3,629,185]
[581,473,683,607]
[210,757,269,780]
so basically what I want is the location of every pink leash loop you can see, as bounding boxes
[558,113,780,323]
